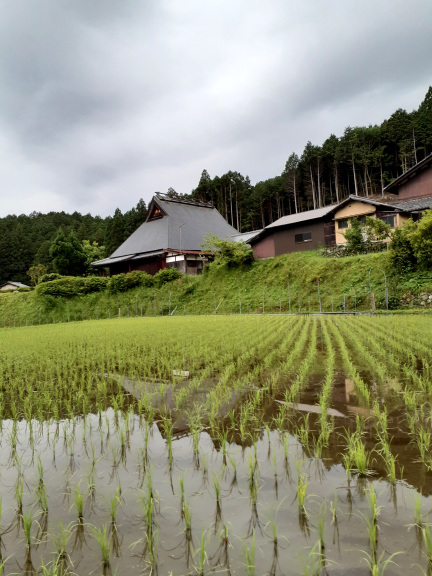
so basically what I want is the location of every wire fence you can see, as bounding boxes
[0,286,424,329]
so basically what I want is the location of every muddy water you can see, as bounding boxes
[0,400,430,576]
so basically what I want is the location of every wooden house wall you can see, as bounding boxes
[398,165,432,200]
[252,220,329,258]
[252,234,275,259]
[109,256,165,276]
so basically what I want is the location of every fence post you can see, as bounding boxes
[288,283,291,314]
[318,279,322,313]
[262,290,265,314]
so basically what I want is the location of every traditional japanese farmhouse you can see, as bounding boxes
[92,194,239,275]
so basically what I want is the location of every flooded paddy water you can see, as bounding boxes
[1,315,432,575]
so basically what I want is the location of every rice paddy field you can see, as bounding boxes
[1,314,432,575]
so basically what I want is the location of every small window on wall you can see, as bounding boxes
[295,232,312,243]
[379,215,396,228]
[338,219,348,229]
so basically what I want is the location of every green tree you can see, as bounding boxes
[342,217,365,253]
[82,240,106,275]
[408,209,432,269]
[49,229,87,276]
[27,264,48,286]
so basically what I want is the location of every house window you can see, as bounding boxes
[379,215,396,228]
[338,219,348,229]
[295,232,312,243]
[358,216,367,225]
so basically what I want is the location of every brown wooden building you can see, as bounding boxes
[250,205,338,258]
[384,153,432,200]
[91,194,238,275]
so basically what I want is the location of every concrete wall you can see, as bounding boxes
[398,165,432,199]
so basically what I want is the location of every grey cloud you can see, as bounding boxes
[0,0,431,217]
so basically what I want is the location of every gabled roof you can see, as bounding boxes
[265,205,337,230]
[93,194,238,267]
[1,281,29,289]
[384,153,432,194]
[334,195,404,214]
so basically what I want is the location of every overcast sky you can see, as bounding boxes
[1,0,431,218]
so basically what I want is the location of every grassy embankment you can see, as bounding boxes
[1,250,432,326]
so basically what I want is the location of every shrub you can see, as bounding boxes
[36,277,86,297]
[389,221,417,273]
[408,209,432,270]
[201,234,254,267]
[17,287,31,292]
[108,271,154,293]
[83,276,109,294]
[154,268,182,286]
[40,273,62,283]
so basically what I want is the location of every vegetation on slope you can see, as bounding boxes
[2,251,432,326]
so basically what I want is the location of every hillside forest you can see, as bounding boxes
[1,87,431,285]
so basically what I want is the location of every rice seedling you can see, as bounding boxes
[52,520,74,560]
[109,486,122,525]
[91,524,112,567]
[297,472,309,516]
[360,549,400,576]
[299,539,326,576]
[15,477,24,515]
[241,528,256,576]
[194,530,208,576]
[182,501,192,536]
[21,509,36,549]
[71,483,85,520]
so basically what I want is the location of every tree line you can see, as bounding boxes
[189,87,432,231]
[1,87,431,285]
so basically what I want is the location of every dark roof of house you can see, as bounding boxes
[384,153,432,193]
[391,196,432,212]
[92,194,238,267]
[334,195,404,214]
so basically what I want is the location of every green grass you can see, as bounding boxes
[3,250,432,326]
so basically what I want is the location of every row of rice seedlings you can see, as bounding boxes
[338,318,400,391]
[358,316,432,379]
[373,401,399,484]
[326,318,371,405]
[286,318,318,404]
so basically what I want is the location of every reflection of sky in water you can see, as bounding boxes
[0,408,428,576]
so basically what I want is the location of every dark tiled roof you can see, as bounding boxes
[95,195,238,266]
[391,196,432,212]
